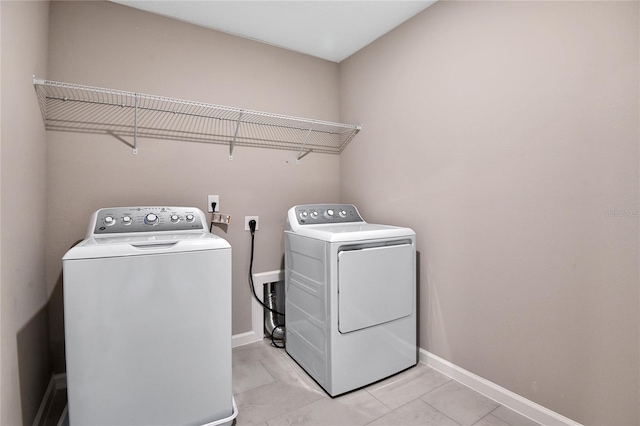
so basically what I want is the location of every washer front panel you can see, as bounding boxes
[64,247,233,425]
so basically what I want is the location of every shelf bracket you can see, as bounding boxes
[133,94,139,155]
[230,111,243,160]
[296,121,316,164]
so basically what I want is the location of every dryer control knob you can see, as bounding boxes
[299,211,308,220]
[104,216,115,226]
[310,211,319,219]
[324,209,334,219]
[144,213,158,225]
[170,214,180,223]
[185,214,195,222]
[339,209,347,218]
[122,216,132,225]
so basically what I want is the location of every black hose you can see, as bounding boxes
[270,325,285,349]
[247,225,286,348]
[247,224,285,317]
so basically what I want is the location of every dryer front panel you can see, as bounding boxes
[337,243,414,334]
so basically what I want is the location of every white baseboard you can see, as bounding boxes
[419,349,582,426]
[232,330,262,348]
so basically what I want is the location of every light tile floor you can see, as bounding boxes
[232,340,541,426]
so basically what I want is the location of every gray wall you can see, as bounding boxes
[339,1,639,425]
[1,1,51,425]
[45,0,341,342]
[4,2,638,424]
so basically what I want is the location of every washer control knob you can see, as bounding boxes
[339,209,347,218]
[170,214,180,223]
[310,211,319,219]
[299,211,308,220]
[324,209,334,219]
[144,213,158,225]
[122,216,132,225]
[185,213,195,222]
[104,216,115,226]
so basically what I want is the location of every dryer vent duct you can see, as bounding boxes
[264,281,285,340]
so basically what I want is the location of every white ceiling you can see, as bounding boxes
[110,1,437,63]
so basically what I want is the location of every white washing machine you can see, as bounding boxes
[63,206,237,426]
[284,204,417,397]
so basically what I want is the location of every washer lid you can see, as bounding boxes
[286,223,414,242]
[63,232,230,260]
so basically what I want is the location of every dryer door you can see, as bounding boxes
[338,243,414,333]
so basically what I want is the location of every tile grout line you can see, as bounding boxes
[421,399,464,426]
[260,387,328,426]
[360,366,456,423]
[362,378,461,426]
[472,410,509,426]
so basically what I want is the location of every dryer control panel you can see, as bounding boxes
[91,206,206,235]
[292,204,364,225]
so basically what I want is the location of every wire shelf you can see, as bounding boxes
[33,78,361,160]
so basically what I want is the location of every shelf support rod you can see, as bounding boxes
[133,94,139,155]
[230,111,243,160]
[296,121,316,164]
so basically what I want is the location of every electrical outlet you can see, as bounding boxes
[207,195,219,212]
[245,216,259,231]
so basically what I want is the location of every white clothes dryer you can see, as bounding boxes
[63,206,237,426]
[284,204,417,397]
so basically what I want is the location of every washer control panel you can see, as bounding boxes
[92,206,206,234]
[294,204,363,225]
